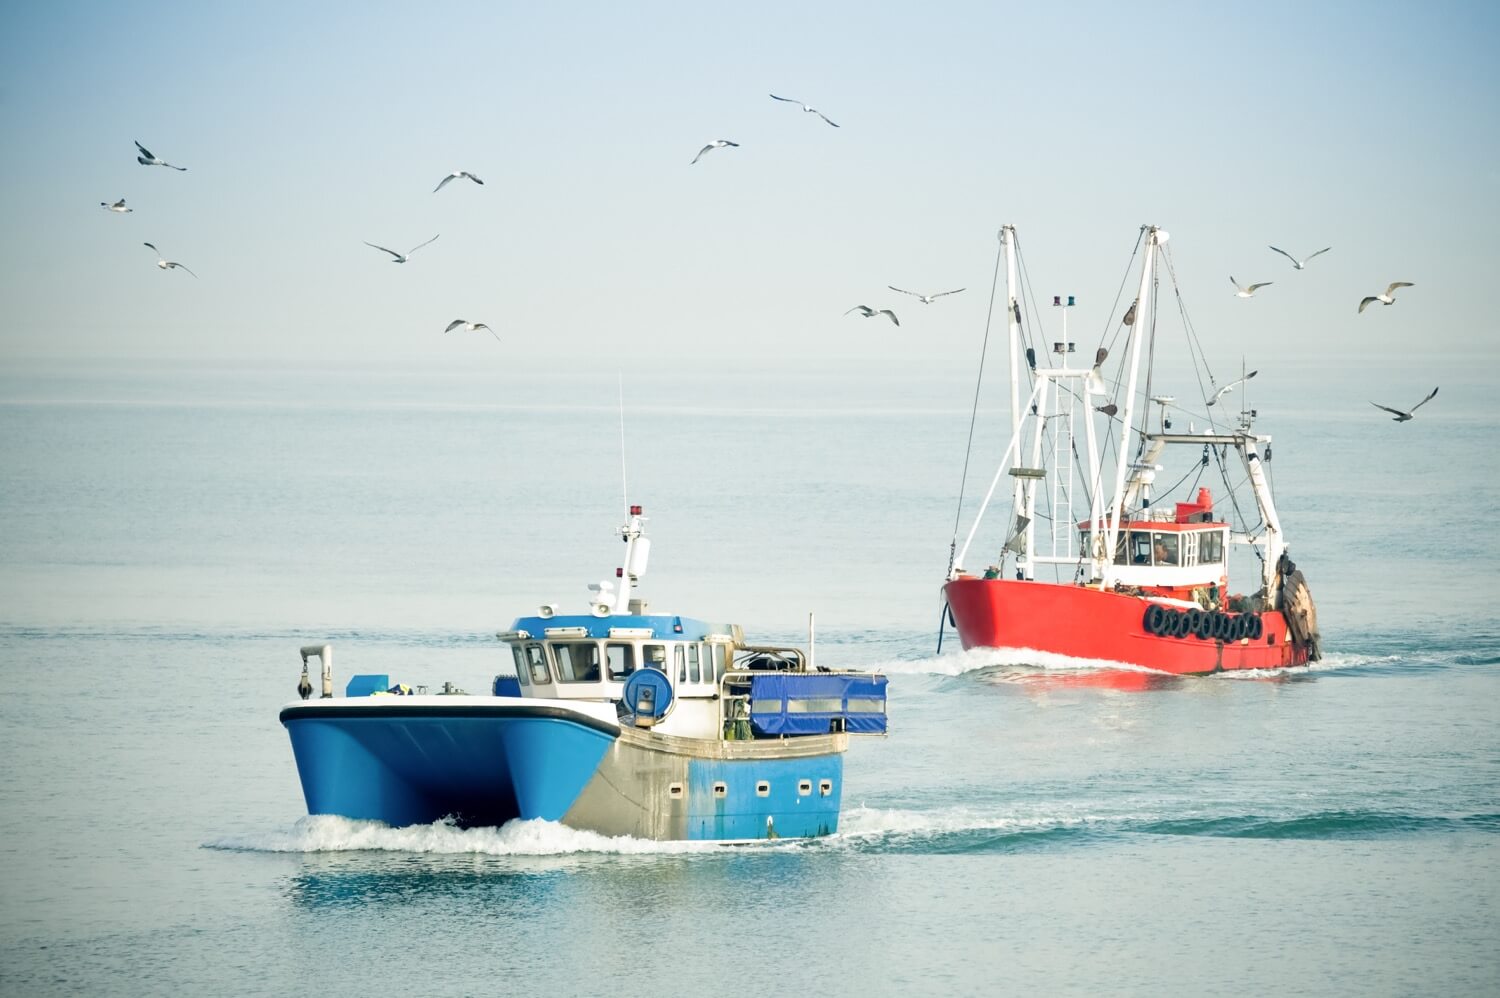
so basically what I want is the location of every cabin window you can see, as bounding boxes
[673,644,686,683]
[524,643,550,684]
[711,643,729,681]
[689,643,702,683]
[642,643,668,673]
[1199,530,1224,564]
[553,642,601,683]
[1153,533,1180,566]
[511,646,529,686]
[605,643,636,680]
[684,644,699,683]
[1182,532,1199,566]
[1123,531,1152,565]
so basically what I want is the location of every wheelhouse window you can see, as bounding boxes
[689,644,702,683]
[642,643,668,672]
[1198,530,1224,564]
[552,642,601,683]
[1120,530,1152,565]
[606,642,636,681]
[511,646,529,686]
[1153,533,1180,566]
[710,643,729,681]
[524,643,550,684]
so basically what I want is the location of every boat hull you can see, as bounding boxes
[944,577,1310,675]
[281,697,847,840]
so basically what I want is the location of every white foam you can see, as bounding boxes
[208,814,732,856]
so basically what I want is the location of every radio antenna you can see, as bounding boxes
[617,373,629,512]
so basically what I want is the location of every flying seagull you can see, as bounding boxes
[1359,282,1414,313]
[691,139,739,164]
[1206,370,1258,407]
[364,235,439,263]
[1269,245,1331,270]
[1230,276,1272,298]
[769,94,839,127]
[143,242,196,277]
[134,140,186,171]
[1370,387,1438,422]
[434,170,483,193]
[845,305,899,326]
[888,286,965,304]
[444,319,499,342]
[100,198,132,213]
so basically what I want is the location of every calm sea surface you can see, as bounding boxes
[1,361,1496,996]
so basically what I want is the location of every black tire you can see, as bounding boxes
[1249,614,1264,640]
[1143,604,1165,635]
[1195,611,1214,640]
[1184,608,1203,639]
[1172,610,1189,638]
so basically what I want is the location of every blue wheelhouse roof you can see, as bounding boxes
[506,614,736,642]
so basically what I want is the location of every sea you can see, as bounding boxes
[0,358,1496,997]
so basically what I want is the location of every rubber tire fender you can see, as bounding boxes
[1183,608,1203,639]
[1249,613,1264,640]
[1143,604,1165,635]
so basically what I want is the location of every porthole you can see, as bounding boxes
[819,779,833,797]
[712,782,727,798]
[797,779,812,796]
[755,780,770,798]
[668,782,684,799]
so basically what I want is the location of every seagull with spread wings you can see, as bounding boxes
[135,140,186,171]
[434,170,483,192]
[769,94,839,127]
[845,305,899,326]
[364,235,439,263]
[1359,282,1414,313]
[143,242,196,276]
[101,198,132,213]
[888,286,965,304]
[1370,387,1438,422]
[691,139,739,164]
[1230,276,1272,298]
[445,319,499,342]
[1206,370,1258,407]
[1269,245,1330,270]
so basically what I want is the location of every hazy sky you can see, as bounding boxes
[2,1,1496,372]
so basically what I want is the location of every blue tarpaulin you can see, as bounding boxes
[748,673,888,736]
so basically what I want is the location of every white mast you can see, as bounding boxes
[1001,225,1029,575]
[1099,226,1164,589]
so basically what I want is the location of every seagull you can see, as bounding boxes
[134,140,186,171]
[887,286,965,304]
[444,319,499,342]
[143,242,196,277]
[1370,387,1438,422]
[691,139,739,164]
[364,235,439,263]
[1206,370,1258,407]
[1359,282,1414,313]
[845,305,899,326]
[1230,276,1273,298]
[769,94,839,127]
[1269,245,1331,270]
[434,170,483,193]
[100,198,132,213]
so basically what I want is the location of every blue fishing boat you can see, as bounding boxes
[280,506,887,841]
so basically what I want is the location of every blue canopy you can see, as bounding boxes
[748,673,888,736]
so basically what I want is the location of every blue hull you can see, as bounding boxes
[282,700,848,840]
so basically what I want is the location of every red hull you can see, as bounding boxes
[944,577,1309,675]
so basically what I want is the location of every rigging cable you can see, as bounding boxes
[946,229,1008,576]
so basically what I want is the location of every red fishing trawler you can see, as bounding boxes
[941,225,1319,675]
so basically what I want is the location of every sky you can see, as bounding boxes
[1,0,1497,374]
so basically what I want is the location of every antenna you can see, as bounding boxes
[617,373,629,512]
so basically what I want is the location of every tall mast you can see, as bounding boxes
[1100,226,1163,589]
[1001,225,1027,574]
